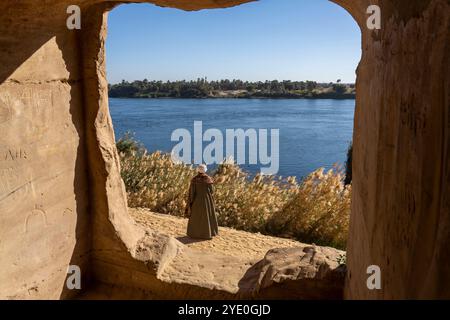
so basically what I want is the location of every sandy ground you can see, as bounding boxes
[81,209,343,299]
[130,207,304,261]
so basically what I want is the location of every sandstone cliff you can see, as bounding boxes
[0,0,449,299]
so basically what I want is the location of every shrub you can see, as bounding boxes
[344,141,353,185]
[266,167,351,249]
[212,160,297,232]
[116,131,145,156]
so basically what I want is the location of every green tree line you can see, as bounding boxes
[108,78,355,99]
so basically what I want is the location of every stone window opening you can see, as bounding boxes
[90,1,360,299]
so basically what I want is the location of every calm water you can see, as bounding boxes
[109,98,355,180]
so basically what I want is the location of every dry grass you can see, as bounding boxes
[117,135,351,250]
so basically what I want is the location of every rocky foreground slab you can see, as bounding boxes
[122,208,347,299]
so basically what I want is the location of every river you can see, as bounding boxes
[109,98,355,179]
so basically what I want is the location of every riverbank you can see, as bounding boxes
[130,208,305,260]
[118,139,351,250]
[109,94,356,100]
[108,79,355,99]
[109,91,355,99]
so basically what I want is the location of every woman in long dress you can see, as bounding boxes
[185,164,219,239]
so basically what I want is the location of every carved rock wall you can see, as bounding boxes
[345,0,450,299]
[0,2,91,299]
[0,0,254,300]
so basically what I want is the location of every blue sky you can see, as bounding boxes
[106,0,361,84]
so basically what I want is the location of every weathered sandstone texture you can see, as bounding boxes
[77,209,347,300]
[124,210,346,299]
[345,0,450,299]
[0,0,449,299]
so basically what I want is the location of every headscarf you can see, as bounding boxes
[193,164,214,184]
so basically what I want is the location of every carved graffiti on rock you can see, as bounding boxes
[0,98,12,124]
[0,88,54,143]
[24,205,48,234]
[2,148,28,161]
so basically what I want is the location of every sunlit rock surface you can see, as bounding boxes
[0,0,449,299]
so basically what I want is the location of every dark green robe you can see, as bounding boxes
[186,173,219,239]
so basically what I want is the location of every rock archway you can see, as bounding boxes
[0,0,448,299]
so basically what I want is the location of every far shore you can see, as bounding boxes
[109,95,356,100]
[108,79,356,100]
